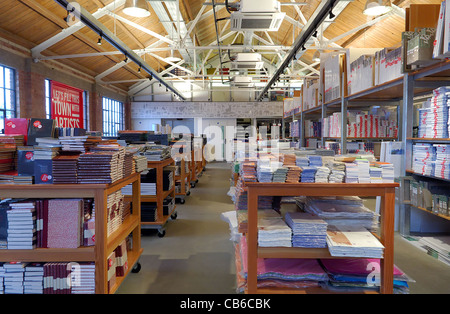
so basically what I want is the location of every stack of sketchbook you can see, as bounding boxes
[326,225,384,258]
[412,143,436,176]
[52,154,80,184]
[77,151,121,184]
[24,263,44,294]
[134,154,148,173]
[3,262,26,294]
[285,212,327,248]
[106,191,125,236]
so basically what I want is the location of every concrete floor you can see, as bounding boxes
[117,162,450,294]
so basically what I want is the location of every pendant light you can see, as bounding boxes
[363,0,392,16]
[123,0,151,18]
[312,50,321,62]
[165,50,181,63]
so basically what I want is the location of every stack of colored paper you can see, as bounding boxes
[258,219,292,247]
[300,166,317,183]
[433,144,450,179]
[345,163,358,183]
[412,143,436,175]
[426,87,450,138]
[315,166,330,183]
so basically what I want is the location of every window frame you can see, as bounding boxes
[0,64,17,133]
[102,96,124,137]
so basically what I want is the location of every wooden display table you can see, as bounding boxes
[245,182,398,294]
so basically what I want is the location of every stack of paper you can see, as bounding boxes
[433,144,450,179]
[369,166,383,182]
[0,265,4,294]
[308,155,322,167]
[285,212,327,248]
[329,169,345,183]
[305,196,377,230]
[374,162,395,182]
[24,263,44,294]
[315,166,330,183]
[282,154,296,167]
[134,155,148,173]
[300,166,317,183]
[345,163,359,183]
[3,262,26,294]
[272,167,288,183]
[355,159,370,183]
[143,145,172,161]
[256,159,274,183]
[240,161,257,182]
[326,225,384,258]
[7,201,36,249]
[70,262,95,294]
[258,219,292,247]
[412,143,436,175]
[295,156,309,167]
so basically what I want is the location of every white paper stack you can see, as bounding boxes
[433,144,450,179]
[285,212,327,248]
[3,263,26,294]
[0,265,4,294]
[24,263,44,294]
[258,219,292,247]
[413,143,436,175]
[315,166,330,183]
[376,162,395,182]
[326,225,384,258]
[345,163,358,183]
[355,159,371,183]
[7,201,36,250]
[418,107,429,138]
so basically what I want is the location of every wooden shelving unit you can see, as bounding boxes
[0,172,142,294]
[174,156,190,204]
[244,182,398,294]
[124,158,177,237]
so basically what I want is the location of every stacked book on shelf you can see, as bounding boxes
[6,200,36,250]
[285,212,327,248]
[257,219,292,247]
[143,145,172,161]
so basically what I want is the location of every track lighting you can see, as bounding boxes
[97,36,102,46]
[138,65,141,73]
[329,10,335,19]
[313,30,318,38]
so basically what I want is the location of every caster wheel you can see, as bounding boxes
[158,230,166,238]
[131,262,141,273]
[171,212,178,219]
[186,191,191,196]
[180,199,185,204]
[191,183,196,188]
[195,180,199,184]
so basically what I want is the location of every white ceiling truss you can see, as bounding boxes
[33,0,406,99]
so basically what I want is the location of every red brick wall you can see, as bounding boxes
[17,69,46,119]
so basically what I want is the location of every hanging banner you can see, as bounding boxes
[51,81,84,129]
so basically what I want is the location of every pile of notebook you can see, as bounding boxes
[308,155,322,167]
[257,219,292,247]
[374,162,395,182]
[143,145,171,161]
[345,162,359,183]
[52,154,80,184]
[326,225,384,258]
[285,166,302,183]
[355,159,371,183]
[141,197,174,222]
[77,151,121,184]
[33,137,60,160]
[3,263,26,294]
[295,156,309,168]
[58,136,97,153]
[106,191,125,236]
[285,212,327,248]
[240,161,257,183]
[272,167,288,183]
[24,263,44,294]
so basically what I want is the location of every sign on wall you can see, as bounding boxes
[51,81,84,129]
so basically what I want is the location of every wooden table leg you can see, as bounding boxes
[247,190,258,294]
[380,188,395,294]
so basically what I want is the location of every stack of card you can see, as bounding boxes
[7,201,36,250]
[355,159,371,183]
[285,212,327,248]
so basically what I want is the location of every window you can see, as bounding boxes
[102,97,124,137]
[0,65,17,132]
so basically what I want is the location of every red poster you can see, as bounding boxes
[51,81,84,129]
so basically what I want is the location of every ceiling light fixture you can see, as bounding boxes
[329,10,335,19]
[123,0,151,18]
[165,50,181,63]
[312,50,321,62]
[363,0,392,16]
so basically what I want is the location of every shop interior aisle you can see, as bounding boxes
[117,162,450,294]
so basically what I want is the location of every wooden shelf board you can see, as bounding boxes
[0,247,95,262]
[245,287,379,294]
[107,214,140,254]
[411,205,450,221]
[257,247,381,259]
